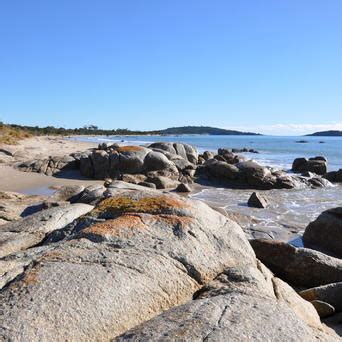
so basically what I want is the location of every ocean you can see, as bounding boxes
[75,134,342,171]
[73,134,342,242]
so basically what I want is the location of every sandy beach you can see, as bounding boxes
[0,136,101,194]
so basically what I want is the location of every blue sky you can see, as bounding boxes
[0,1,341,135]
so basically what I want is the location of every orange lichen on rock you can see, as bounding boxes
[152,214,194,227]
[116,146,145,153]
[22,267,39,286]
[82,214,145,238]
[92,195,188,217]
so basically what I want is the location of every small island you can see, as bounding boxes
[306,130,342,137]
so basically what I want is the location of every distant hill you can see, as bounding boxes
[160,126,261,136]
[306,130,342,137]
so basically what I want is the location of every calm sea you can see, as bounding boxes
[76,134,342,171]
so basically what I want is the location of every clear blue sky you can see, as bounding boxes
[0,1,341,135]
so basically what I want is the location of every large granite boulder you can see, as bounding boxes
[303,207,342,258]
[250,239,342,287]
[144,151,178,173]
[109,146,150,175]
[116,264,336,341]
[0,189,256,340]
[292,157,327,175]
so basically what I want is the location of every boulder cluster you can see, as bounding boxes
[0,185,339,340]
[14,142,341,190]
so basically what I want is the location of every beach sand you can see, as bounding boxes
[0,136,101,194]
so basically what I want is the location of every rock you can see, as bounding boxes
[0,203,93,257]
[300,282,342,312]
[250,239,342,287]
[311,300,335,318]
[0,190,256,340]
[292,157,327,175]
[104,181,157,195]
[148,142,177,155]
[104,178,113,187]
[183,143,198,164]
[116,266,335,341]
[202,150,214,160]
[48,185,85,203]
[271,277,322,328]
[120,174,146,184]
[203,159,239,180]
[296,140,309,143]
[110,146,150,174]
[308,177,332,188]
[79,152,94,178]
[236,161,272,187]
[91,150,110,179]
[303,207,342,258]
[170,155,192,171]
[248,192,268,208]
[175,183,191,193]
[137,181,157,189]
[145,176,180,189]
[324,169,342,183]
[144,151,177,172]
[78,185,106,204]
[41,200,70,209]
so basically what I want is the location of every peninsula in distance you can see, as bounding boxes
[306,130,342,137]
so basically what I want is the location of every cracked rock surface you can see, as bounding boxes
[0,188,339,341]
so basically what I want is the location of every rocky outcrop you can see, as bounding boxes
[76,143,197,181]
[0,187,339,340]
[15,154,79,176]
[0,189,257,340]
[196,158,319,190]
[303,207,342,258]
[292,157,328,175]
[250,239,342,287]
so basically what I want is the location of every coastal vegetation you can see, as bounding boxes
[0,122,32,144]
[1,122,260,139]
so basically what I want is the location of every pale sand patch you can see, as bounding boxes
[0,165,103,194]
[0,136,101,194]
[1,135,97,160]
